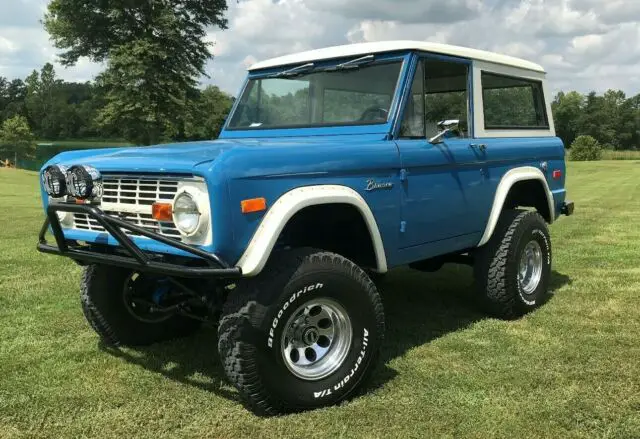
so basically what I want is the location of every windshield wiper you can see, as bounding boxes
[324,54,375,72]
[268,62,315,78]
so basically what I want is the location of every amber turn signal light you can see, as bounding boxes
[152,202,173,221]
[241,197,267,214]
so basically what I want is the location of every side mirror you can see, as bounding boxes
[429,119,460,144]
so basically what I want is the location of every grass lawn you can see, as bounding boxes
[1,162,639,438]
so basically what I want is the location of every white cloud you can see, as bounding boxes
[0,0,639,98]
[505,0,608,37]
[571,0,640,25]
[569,34,604,55]
[306,0,483,24]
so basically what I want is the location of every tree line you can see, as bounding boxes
[2,0,637,166]
[552,90,640,150]
[2,63,638,158]
[0,62,233,162]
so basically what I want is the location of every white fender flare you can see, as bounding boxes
[236,185,388,277]
[478,166,555,247]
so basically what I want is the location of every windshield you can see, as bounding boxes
[227,60,403,130]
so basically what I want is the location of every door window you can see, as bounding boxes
[400,58,470,138]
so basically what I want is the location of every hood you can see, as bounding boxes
[48,133,388,174]
[50,140,238,173]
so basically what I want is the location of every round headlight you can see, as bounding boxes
[42,165,68,198]
[48,196,73,226]
[56,210,72,226]
[66,165,103,199]
[173,192,201,235]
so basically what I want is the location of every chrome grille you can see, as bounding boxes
[102,176,179,205]
[72,211,182,239]
[70,175,186,241]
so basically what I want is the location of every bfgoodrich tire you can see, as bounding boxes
[474,209,552,319]
[81,265,200,346]
[217,248,385,415]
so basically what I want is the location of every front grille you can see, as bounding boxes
[102,176,179,205]
[70,175,187,241]
[72,211,182,239]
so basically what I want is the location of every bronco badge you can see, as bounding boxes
[365,179,393,191]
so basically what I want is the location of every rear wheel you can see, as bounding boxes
[474,209,552,319]
[217,248,384,415]
[81,265,201,346]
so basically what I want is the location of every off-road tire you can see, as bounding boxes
[218,248,385,415]
[474,209,552,319]
[81,264,201,346]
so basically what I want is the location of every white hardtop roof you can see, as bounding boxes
[249,40,545,73]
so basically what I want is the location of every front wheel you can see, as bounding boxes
[474,209,552,319]
[217,249,384,415]
[81,265,201,346]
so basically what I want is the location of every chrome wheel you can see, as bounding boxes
[281,298,352,381]
[518,240,543,295]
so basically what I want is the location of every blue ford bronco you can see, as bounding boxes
[38,41,574,415]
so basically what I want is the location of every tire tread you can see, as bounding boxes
[80,264,200,347]
[474,209,550,319]
[218,248,383,415]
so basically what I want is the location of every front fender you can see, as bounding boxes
[235,185,388,276]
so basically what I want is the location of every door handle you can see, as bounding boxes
[470,143,487,152]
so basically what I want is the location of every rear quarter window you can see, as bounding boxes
[481,72,548,129]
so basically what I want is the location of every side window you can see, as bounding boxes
[400,58,470,138]
[400,61,425,138]
[424,59,470,138]
[481,72,548,129]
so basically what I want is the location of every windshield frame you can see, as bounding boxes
[221,52,411,137]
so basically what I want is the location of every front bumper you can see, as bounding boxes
[37,203,242,279]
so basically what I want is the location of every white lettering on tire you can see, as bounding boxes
[532,229,551,265]
[313,328,369,399]
[267,283,323,348]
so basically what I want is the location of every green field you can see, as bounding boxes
[1,163,639,438]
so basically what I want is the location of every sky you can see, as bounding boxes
[1,0,639,97]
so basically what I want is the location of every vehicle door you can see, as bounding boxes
[395,55,489,249]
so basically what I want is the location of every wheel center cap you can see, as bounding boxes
[302,327,319,345]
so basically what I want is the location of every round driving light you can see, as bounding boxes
[66,165,103,199]
[173,192,201,235]
[42,165,68,198]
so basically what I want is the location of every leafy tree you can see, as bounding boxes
[552,91,584,147]
[44,0,229,145]
[183,85,234,140]
[569,135,603,161]
[0,79,27,121]
[25,63,67,139]
[551,89,640,151]
[0,115,35,162]
[57,82,99,139]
